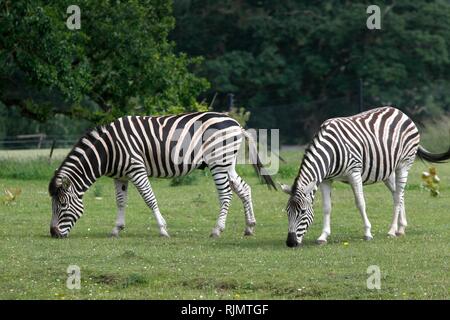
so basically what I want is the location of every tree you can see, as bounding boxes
[172,0,450,143]
[0,0,209,124]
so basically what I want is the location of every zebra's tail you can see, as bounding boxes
[417,145,450,164]
[242,129,277,190]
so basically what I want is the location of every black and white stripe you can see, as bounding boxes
[49,112,275,238]
[282,106,450,247]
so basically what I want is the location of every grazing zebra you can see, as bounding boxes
[49,112,276,239]
[281,106,450,247]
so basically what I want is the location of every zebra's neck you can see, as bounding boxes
[294,142,330,193]
[57,127,109,195]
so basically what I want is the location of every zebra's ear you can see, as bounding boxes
[279,183,292,195]
[303,181,316,195]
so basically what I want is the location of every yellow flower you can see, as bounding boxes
[421,167,440,197]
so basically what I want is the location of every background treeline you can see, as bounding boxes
[171,0,450,144]
[0,0,208,148]
[1,0,449,146]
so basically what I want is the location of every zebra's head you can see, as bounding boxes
[48,175,84,238]
[281,181,316,247]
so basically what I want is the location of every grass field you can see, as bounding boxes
[0,149,449,299]
[0,148,71,161]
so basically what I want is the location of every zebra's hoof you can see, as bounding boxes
[395,231,405,237]
[364,235,373,241]
[110,232,119,238]
[387,232,397,238]
[159,229,170,238]
[247,220,256,227]
[210,231,221,238]
[244,229,254,236]
[316,239,327,245]
[110,226,123,238]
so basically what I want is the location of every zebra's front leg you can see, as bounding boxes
[229,169,256,236]
[129,171,169,237]
[349,172,373,241]
[210,169,233,238]
[111,179,128,237]
[317,181,332,244]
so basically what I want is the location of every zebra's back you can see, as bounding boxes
[319,107,420,183]
[103,112,243,178]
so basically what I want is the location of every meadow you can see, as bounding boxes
[0,149,449,299]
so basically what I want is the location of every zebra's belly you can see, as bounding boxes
[144,160,206,178]
[333,176,388,185]
[332,165,395,185]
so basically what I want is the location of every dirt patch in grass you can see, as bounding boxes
[91,274,122,286]
[271,285,324,298]
[181,277,239,291]
[121,273,148,288]
[89,273,148,288]
[179,277,325,298]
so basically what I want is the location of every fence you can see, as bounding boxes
[1,79,368,149]
[0,135,78,150]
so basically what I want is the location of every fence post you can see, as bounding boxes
[48,139,56,164]
[209,92,218,110]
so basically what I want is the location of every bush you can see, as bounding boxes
[227,106,251,128]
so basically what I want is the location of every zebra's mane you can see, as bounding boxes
[292,106,400,193]
[49,125,107,196]
[292,123,325,192]
[48,175,60,197]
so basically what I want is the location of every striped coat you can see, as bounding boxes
[282,106,450,247]
[49,112,275,238]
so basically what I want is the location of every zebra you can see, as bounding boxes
[280,106,450,247]
[48,112,276,239]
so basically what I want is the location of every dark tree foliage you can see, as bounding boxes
[172,0,450,143]
[0,0,209,126]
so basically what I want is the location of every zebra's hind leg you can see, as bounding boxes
[228,169,256,236]
[317,181,332,244]
[129,170,169,237]
[384,175,399,237]
[210,166,233,238]
[348,171,373,241]
[397,206,407,237]
[387,168,409,237]
[111,179,128,237]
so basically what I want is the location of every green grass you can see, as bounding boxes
[0,149,449,299]
[0,149,70,180]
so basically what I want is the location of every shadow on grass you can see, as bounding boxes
[31,228,419,251]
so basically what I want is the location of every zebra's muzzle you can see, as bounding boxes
[50,226,65,238]
[286,232,299,248]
